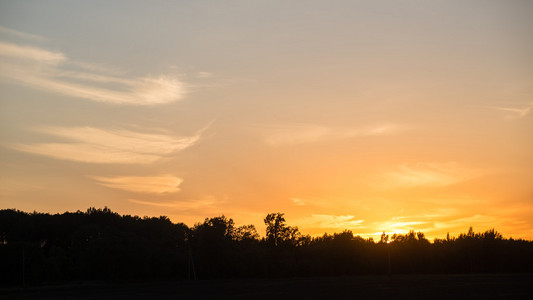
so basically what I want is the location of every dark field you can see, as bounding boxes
[2,274,532,299]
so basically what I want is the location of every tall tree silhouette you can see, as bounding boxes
[264,213,300,247]
[1,208,532,285]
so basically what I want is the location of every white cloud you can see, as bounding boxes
[263,123,404,147]
[92,175,183,194]
[11,126,202,164]
[0,39,187,105]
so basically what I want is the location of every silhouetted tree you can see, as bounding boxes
[1,208,532,285]
[264,213,301,247]
[264,213,286,246]
[234,224,259,241]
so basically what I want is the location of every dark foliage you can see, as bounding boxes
[1,208,532,286]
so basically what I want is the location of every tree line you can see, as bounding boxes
[1,208,532,285]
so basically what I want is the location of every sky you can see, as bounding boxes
[1,0,532,240]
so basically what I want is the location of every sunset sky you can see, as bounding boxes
[1,0,532,240]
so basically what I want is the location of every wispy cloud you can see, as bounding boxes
[492,105,532,119]
[290,198,306,206]
[0,26,45,40]
[299,214,365,229]
[196,71,214,78]
[68,61,124,75]
[263,123,404,147]
[128,198,216,211]
[92,175,183,194]
[0,39,187,105]
[10,126,202,164]
[0,42,65,64]
[378,162,482,189]
[433,214,501,230]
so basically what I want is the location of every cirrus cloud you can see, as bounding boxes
[263,123,405,147]
[0,37,187,105]
[0,42,65,64]
[298,214,365,230]
[92,175,183,194]
[378,162,483,189]
[0,26,45,41]
[10,126,203,164]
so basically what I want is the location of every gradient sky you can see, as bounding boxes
[1,0,532,240]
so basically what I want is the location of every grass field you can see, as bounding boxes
[2,273,532,299]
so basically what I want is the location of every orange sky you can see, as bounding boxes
[1,1,532,240]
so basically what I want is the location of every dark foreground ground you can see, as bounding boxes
[2,273,532,299]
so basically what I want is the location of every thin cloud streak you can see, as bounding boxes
[492,105,532,119]
[433,214,502,230]
[298,214,365,229]
[0,26,45,40]
[92,175,183,194]
[0,42,65,64]
[0,40,186,105]
[11,143,161,164]
[264,123,405,147]
[128,198,216,211]
[290,198,306,206]
[378,162,482,189]
[11,126,202,164]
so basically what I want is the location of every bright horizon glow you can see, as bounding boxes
[0,1,532,241]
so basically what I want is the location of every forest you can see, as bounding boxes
[1,207,532,286]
